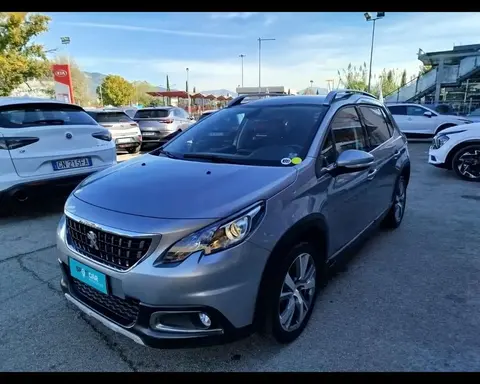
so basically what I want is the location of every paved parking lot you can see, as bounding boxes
[1,142,479,372]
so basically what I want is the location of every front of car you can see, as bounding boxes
[56,99,329,347]
[428,123,480,168]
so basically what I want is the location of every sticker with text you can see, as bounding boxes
[281,157,292,165]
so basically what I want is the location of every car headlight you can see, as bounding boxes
[436,134,450,148]
[155,203,265,265]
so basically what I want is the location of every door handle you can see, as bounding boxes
[367,168,378,181]
[393,150,401,159]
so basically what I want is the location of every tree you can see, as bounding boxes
[400,69,407,87]
[316,89,319,95]
[193,86,196,93]
[0,12,52,96]
[49,55,93,106]
[97,75,135,106]
[377,68,400,97]
[166,75,170,91]
[337,63,368,91]
[287,88,291,95]
[419,64,432,75]
[132,80,163,106]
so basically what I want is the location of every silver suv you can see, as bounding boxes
[56,90,410,347]
[133,106,196,149]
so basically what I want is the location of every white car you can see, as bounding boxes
[386,103,472,137]
[0,97,117,209]
[428,123,480,181]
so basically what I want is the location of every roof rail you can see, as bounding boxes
[227,92,287,108]
[323,89,378,106]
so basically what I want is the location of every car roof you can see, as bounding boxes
[140,106,174,111]
[0,97,76,107]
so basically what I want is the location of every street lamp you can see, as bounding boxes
[364,12,385,93]
[186,67,191,115]
[239,54,246,87]
[60,36,70,67]
[258,37,275,92]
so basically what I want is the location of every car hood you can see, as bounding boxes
[441,122,480,134]
[73,154,297,219]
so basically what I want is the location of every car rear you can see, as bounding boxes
[87,110,142,153]
[0,100,116,195]
[133,108,180,146]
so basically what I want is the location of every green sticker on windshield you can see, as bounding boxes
[291,157,302,165]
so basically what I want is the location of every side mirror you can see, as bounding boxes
[189,115,196,121]
[336,150,375,173]
[424,111,433,118]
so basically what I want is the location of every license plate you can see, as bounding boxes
[117,138,133,143]
[142,132,156,136]
[69,258,108,294]
[52,157,92,171]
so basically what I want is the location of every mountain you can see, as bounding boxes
[84,72,107,93]
[297,87,329,95]
[200,89,237,97]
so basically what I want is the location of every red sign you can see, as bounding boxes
[52,64,75,104]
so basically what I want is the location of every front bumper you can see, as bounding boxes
[428,142,450,169]
[56,205,270,348]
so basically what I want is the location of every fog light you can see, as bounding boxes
[199,312,211,327]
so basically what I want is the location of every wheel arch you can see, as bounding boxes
[253,213,329,328]
[445,140,480,170]
[435,123,457,135]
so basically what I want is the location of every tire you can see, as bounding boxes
[0,192,11,217]
[127,146,141,154]
[451,144,480,182]
[382,175,407,229]
[262,242,325,344]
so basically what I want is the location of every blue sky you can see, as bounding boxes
[38,12,480,92]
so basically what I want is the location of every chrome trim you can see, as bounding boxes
[65,293,146,347]
[149,311,224,335]
[64,211,162,273]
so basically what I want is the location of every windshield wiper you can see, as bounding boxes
[183,153,241,164]
[155,148,179,159]
[31,119,65,125]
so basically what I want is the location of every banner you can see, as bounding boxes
[52,64,75,104]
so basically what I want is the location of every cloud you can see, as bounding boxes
[263,14,277,26]
[210,12,258,20]
[60,21,240,39]
[75,13,480,92]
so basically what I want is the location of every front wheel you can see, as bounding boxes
[451,144,480,182]
[263,242,324,344]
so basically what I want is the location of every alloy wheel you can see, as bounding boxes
[455,149,480,180]
[278,252,316,332]
[394,178,406,222]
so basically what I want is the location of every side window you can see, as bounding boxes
[180,109,189,119]
[407,106,428,116]
[330,107,368,155]
[359,106,393,150]
[173,109,182,118]
[380,108,395,135]
[320,132,336,166]
[387,105,407,115]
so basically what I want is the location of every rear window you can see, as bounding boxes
[88,111,133,123]
[0,103,97,128]
[134,109,169,119]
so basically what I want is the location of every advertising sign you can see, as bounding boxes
[52,64,75,104]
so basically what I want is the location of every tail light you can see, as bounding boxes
[130,123,139,127]
[92,131,112,141]
[0,137,39,150]
[160,118,174,124]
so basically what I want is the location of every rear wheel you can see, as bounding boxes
[382,175,407,229]
[127,146,141,154]
[263,242,325,344]
[451,144,480,182]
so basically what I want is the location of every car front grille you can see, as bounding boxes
[66,217,152,271]
[72,278,139,325]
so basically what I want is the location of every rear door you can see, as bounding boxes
[0,102,109,178]
[387,105,410,133]
[357,105,399,218]
[406,105,437,134]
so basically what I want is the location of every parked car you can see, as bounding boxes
[56,90,410,347]
[86,109,142,154]
[133,107,196,149]
[428,122,480,181]
[0,97,116,212]
[386,103,472,137]
[466,108,480,122]
[122,108,138,119]
[197,109,217,122]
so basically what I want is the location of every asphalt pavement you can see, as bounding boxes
[1,143,479,372]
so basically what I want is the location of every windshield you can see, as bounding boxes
[134,109,169,119]
[0,103,97,128]
[88,111,133,123]
[162,104,328,166]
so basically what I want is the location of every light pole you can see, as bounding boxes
[186,67,191,115]
[239,54,246,87]
[258,37,275,92]
[364,12,385,93]
[60,36,71,67]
